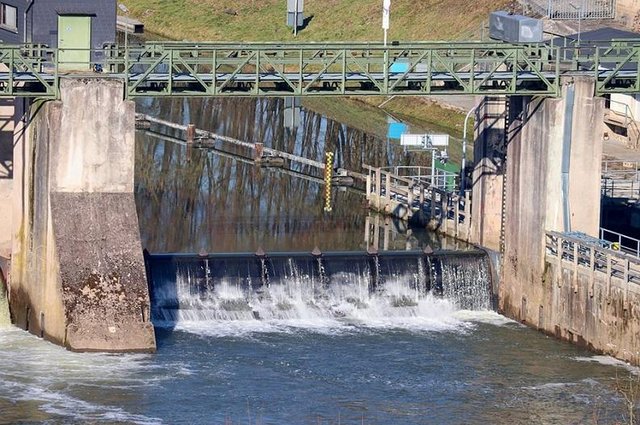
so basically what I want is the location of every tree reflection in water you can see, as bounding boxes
[135,97,439,253]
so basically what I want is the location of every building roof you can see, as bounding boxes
[561,27,640,43]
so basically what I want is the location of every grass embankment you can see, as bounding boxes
[121,0,508,42]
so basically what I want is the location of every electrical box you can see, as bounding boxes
[489,11,543,43]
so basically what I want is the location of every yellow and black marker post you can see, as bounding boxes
[324,152,334,212]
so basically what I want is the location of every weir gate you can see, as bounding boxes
[0,39,639,359]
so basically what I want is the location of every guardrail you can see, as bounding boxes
[381,165,458,192]
[545,231,640,286]
[363,165,471,239]
[601,178,640,200]
[600,227,640,258]
[605,99,640,149]
[601,160,640,200]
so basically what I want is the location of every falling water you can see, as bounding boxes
[0,273,10,326]
[147,251,493,325]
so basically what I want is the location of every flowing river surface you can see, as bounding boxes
[0,98,638,424]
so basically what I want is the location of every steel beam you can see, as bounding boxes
[0,41,639,98]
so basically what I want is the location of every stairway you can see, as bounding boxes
[604,108,640,149]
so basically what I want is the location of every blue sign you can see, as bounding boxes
[387,122,408,139]
[389,61,410,73]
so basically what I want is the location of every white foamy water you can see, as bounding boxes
[151,252,495,338]
[152,274,502,339]
[575,355,640,375]
[0,327,171,424]
[0,277,10,327]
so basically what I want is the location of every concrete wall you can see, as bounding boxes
[471,97,507,252]
[0,99,15,259]
[617,0,640,28]
[10,78,155,352]
[500,77,605,343]
[541,255,640,364]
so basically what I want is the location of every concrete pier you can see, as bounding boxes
[471,96,507,252]
[497,77,610,358]
[9,78,155,352]
[0,98,15,259]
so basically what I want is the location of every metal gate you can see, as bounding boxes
[546,0,616,19]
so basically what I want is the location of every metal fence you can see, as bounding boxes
[545,231,640,285]
[600,227,640,258]
[601,160,640,200]
[545,0,616,19]
[382,166,458,192]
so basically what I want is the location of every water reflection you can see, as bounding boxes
[135,97,447,253]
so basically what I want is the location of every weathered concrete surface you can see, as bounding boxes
[471,96,506,252]
[10,78,155,352]
[0,256,10,326]
[542,258,640,364]
[500,77,606,355]
[617,0,640,29]
[0,98,15,258]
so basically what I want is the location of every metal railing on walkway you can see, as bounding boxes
[605,99,640,149]
[545,231,640,286]
[382,165,459,192]
[363,165,472,240]
[601,160,640,200]
[600,227,640,258]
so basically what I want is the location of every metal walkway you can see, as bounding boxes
[3,40,640,98]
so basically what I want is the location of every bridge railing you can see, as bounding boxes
[545,231,640,286]
[1,41,640,97]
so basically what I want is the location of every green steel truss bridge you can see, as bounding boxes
[3,40,640,99]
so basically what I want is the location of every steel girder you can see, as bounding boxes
[0,42,639,98]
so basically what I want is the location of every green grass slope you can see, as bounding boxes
[121,0,509,42]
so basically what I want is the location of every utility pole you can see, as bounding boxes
[294,0,298,36]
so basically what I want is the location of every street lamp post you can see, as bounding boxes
[382,0,390,46]
[569,0,584,46]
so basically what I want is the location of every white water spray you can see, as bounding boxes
[0,270,10,326]
[151,253,492,328]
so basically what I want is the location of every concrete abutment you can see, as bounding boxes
[9,78,155,352]
[472,77,637,361]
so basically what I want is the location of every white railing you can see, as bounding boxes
[600,227,640,258]
[605,99,640,149]
[382,166,458,192]
[363,165,472,239]
[545,231,640,286]
[601,160,640,200]
[545,0,616,19]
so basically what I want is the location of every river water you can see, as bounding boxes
[0,98,638,424]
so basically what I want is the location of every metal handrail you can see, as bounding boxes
[601,177,640,200]
[600,227,640,258]
[605,99,640,148]
[380,165,459,192]
[545,231,640,285]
